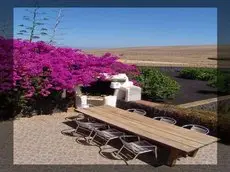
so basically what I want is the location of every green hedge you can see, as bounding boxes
[179,68,217,81]
[136,68,180,100]
[208,73,230,93]
[179,68,230,94]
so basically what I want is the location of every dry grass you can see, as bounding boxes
[85,45,230,68]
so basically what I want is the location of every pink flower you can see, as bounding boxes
[0,37,139,98]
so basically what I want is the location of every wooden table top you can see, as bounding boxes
[76,105,219,153]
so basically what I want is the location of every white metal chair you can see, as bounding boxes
[90,127,126,147]
[116,135,158,160]
[127,109,147,116]
[182,124,209,135]
[153,116,177,125]
[74,119,108,141]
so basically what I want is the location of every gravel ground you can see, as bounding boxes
[13,111,217,166]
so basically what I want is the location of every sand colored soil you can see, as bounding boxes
[86,45,229,68]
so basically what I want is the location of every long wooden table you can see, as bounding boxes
[76,105,219,166]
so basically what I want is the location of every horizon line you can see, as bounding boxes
[76,44,217,50]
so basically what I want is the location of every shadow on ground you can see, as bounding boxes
[61,118,170,167]
[196,90,219,95]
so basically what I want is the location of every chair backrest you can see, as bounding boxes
[119,136,133,149]
[153,116,177,125]
[75,120,91,128]
[182,124,209,135]
[127,109,146,116]
[73,113,85,121]
[95,128,109,137]
[119,135,153,153]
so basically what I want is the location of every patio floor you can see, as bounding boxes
[13,111,217,166]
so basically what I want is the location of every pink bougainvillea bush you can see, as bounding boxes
[1,38,139,97]
[0,37,139,118]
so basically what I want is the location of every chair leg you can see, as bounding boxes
[85,129,94,142]
[87,117,91,122]
[132,153,139,160]
[89,132,97,144]
[74,125,80,133]
[88,129,94,137]
[116,145,124,157]
[154,149,158,159]
[99,139,110,151]
[104,139,110,146]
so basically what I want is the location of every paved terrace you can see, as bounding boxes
[13,110,218,166]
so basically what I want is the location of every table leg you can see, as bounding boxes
[167,149,180,167]
[188,149,199,157]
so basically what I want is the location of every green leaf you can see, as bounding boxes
[136,68,180,100]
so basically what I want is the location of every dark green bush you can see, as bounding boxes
[0,90,27,120]
[136,68,180,100]
[0,90,74,120]
[179,68,217,81]
[208,73,230,93]
[179,68,230,93]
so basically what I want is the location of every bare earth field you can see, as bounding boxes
[86,45,229,68]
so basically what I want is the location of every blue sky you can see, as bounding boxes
[14,8,217,49]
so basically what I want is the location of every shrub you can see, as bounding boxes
[179,67,230,93]
[136,68,180,100]
[0,90,26,120]
[179,68,216,81]
[208,73,230,93]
